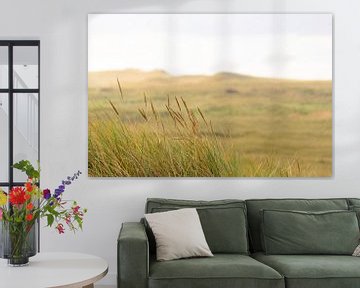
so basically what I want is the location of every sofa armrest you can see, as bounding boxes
[118,222,149,288]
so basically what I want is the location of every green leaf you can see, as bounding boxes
[75,215,83,230]
[12,160,40,180]
[46,205,60,217]
[47,214,54,227]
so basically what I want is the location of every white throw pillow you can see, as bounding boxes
[145,208,213,261]
[353,244,360,256]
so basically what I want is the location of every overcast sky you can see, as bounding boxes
[88,14,332,80]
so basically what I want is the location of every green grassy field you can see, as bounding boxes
[88,69,332,177]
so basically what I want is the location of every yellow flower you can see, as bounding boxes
[0,190,7,206]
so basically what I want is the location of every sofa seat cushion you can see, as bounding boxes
[149,254,284,288]
[253,252,360,288]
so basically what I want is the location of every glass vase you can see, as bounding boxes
[0,220,37,266]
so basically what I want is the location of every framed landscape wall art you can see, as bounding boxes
[88,14,332,177]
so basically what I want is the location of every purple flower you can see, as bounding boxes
[54,189,63,198]
[54,171,82,199]
[43,189,51,200]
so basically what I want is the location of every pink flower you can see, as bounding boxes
[0,208,3,220]
[65,214,71,225]
[72,205,80,215]
[56,223,65,234]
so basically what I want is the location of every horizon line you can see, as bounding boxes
[88,68,332,82]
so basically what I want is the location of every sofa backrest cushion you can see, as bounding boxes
[261,209,359,255]
[348,198,360,207]
[246,198,349,252]
[145,198,249,254]
[347,199,360,228]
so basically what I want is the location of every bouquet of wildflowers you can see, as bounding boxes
[0,160,86,266]
[0,160,87,234]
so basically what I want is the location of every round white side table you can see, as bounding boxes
[0,252,108,288]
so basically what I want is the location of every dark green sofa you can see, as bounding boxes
[118,198,360,288]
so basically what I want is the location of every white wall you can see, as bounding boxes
[1,0,360,285]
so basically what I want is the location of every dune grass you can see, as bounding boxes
[88,91,314,177]
[89,95,239,177]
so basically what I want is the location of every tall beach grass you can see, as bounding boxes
[88,84,309,177]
